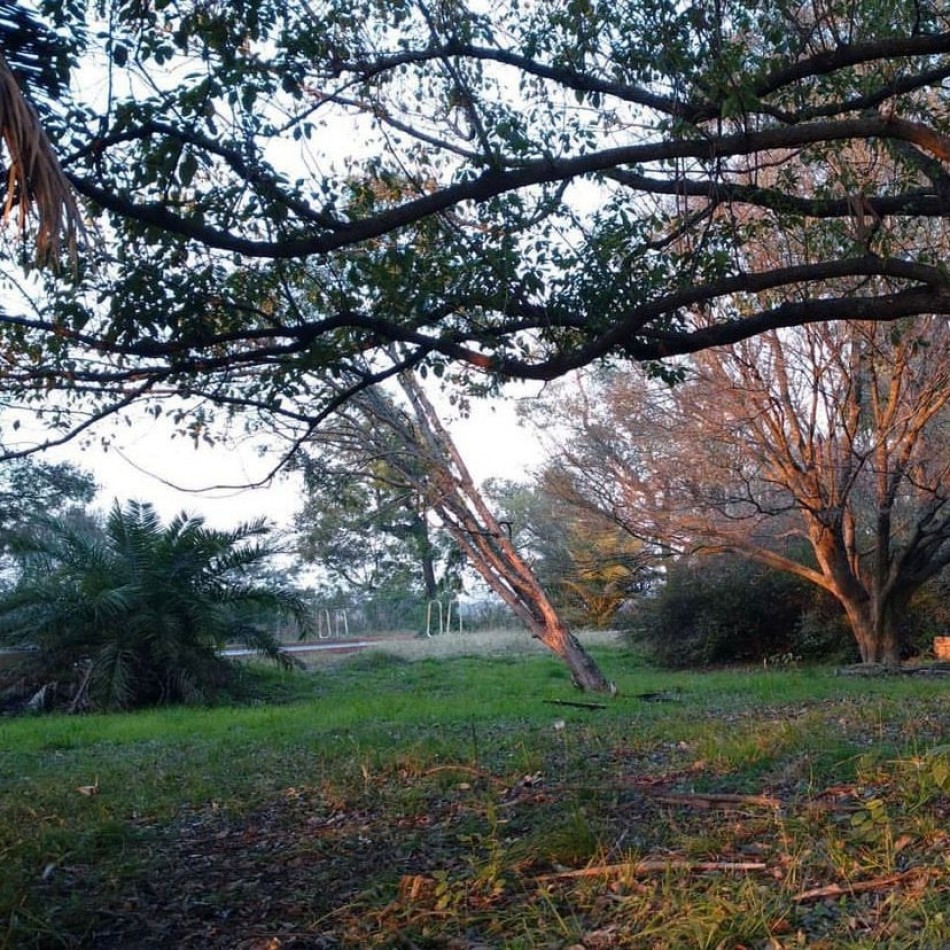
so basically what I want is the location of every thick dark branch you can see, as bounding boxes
[69,115,950,259]
[753,33,950,102]
[630,288,950,360]
[479,256,950,377]
[335,34,950,126]
[606,170,949,218]
[791,63,950,122]
[83,120,345,229]
[443,41,694,118]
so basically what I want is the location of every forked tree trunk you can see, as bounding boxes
[838,593,903,667]
[458,543,615,692]
[447,515,615,692]
[355,375,616,694]
[810,531,906,668]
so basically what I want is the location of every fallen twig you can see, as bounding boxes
[647,791,782,810]
[537,859,769,882]
[793,868,937,903]
[542,699,607,710]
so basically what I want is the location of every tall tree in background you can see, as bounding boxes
[538,318,950,665]
[2,3,950,457]
[296,440,462,602]
[314,372,614,692]
[486,478,653,628]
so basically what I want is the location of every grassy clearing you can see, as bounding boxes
[2,646,950,948]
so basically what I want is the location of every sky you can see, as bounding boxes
[5,18,560,535]
[40,383,546,532]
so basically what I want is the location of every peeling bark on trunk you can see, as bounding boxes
[451,525,615,692]
[351,374,616,694]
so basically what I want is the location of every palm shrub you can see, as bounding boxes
[0,501,309,710]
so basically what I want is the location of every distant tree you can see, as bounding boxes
[486,477,653,628]
[537,318,950,666]
[0,501,307,710]
[0,456,95,548]
[296,435,463,603]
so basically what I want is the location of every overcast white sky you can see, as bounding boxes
[39,384,544,531]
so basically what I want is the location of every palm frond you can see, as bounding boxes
[0,53,82,265]
[92,641,137,709]
[0,499,301,708]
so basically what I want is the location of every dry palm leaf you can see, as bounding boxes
[0,52,82,265]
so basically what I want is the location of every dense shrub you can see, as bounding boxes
[903,574,950,657]
[629,555,855,668]
[0,501,308,711]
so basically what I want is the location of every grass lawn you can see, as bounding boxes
[3,641,950,948]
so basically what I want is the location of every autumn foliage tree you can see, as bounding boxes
[538,318,950,666]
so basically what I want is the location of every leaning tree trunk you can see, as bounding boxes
[355,375,616,694]
[521,585,617,692]
[436,481,616,693]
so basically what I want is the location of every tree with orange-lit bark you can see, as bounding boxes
[308,371,615,692]
[538,317,950,666]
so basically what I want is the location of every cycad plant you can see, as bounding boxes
[0,501,309,710]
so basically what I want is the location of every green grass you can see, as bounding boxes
[3,651,950,947]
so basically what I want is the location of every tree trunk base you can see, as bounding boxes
[534,624,616,694]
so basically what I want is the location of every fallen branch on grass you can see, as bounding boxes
[537,858,769,882]
[647,791,782,810]
[793,867,937,903]
[542,699,607,710]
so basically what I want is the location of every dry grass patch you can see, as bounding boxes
[300,627,625,668]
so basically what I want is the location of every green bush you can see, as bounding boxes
[629,555,854,668]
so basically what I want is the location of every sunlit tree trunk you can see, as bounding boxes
[835,594,901,666]
[351,375,615,693]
